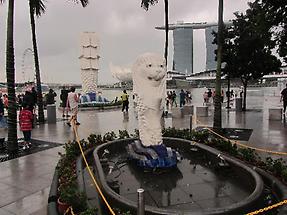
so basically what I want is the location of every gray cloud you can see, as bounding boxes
[0,0,251,84]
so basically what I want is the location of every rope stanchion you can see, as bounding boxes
[195,119,287,156]
[71,120,116,215]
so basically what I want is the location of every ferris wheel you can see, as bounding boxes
[21,48,35,83]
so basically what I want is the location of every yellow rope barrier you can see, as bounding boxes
[195,118,287,156]
[246,199,287,214]
[68,115,287,215]
[194,119,287,214]
[64,206,76,215]
[71,120,116,215]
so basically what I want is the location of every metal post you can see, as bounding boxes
[137,188,145,215]
[190,114,193,131]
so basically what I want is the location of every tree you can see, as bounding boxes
[29,0,89,124]
[220,2,281,111]
[213,0,224,129]
[141,0,169,65]
[6,0,18,155]
[256,0,287,63]
[29,0,46,124]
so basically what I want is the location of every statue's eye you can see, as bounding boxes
[148,64,152,67]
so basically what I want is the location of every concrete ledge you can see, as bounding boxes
[171,107,183,118]
[182,105,194,115]
[48,169,58,203]
[47,170,58,215]
[196,106,208,117]
[47,201,58,215]
[269,108,282,121]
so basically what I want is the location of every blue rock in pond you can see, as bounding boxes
[126,140,179,169]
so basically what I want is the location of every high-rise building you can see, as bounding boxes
[156,21,231,75]
[173,28,193,74]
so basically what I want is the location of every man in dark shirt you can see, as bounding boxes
[45,89,57,105]
[280,84,287,114]
[31,87,37,106]
[60,86,69,118]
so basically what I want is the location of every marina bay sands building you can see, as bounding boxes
[156,21,231,75]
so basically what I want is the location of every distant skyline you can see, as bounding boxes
[0,0,251,84]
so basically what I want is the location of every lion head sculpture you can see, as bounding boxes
[132,53,166,110]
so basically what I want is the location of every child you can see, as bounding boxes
[19,103,33,149]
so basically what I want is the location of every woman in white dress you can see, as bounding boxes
[67,87,80,126]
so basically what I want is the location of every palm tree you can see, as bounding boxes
[6,0,18,155]
[29,0,46,124]
[213,0,224,129]
[141,0,169,65]
[29,0,89,124]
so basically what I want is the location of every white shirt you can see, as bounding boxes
[67,92,78,109]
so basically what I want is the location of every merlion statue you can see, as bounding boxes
[132,53,166,146]
[127,53,179,169]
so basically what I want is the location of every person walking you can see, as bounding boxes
[179,89,186,108]
[60,86,70,118]
[121,90,129,112]
[67,87,80,126]
[31,87,37,109]
[280,84,287,115]
[172,91,177,107]
[19,103,34,149]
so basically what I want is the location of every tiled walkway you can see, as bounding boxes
[0,90,286,215]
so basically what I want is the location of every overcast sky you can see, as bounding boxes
[0,0,251,84]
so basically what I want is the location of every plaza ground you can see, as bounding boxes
[0,87,286,214]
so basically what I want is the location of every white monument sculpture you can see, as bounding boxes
[132,53,166,146]
[79,32,100,94]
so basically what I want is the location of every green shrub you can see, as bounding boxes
[80,208,98,215]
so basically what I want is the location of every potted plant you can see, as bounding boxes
[57,184,76,214]
[58,183,88,214]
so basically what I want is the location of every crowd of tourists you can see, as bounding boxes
[165,90,192,109]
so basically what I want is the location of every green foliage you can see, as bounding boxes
[103,131,117,142]
[59,185,87,213]
[238,148,257,162]
[113,208,132,215]
[79,208,98,215]
[140,0,158,10]
[213,139,238,156]
[221,2,281,84]
[118,130,130,139]
[281,169,287,182]
[88,134,103,146]
[265,157,286,176]
[130,129,139,138]
[256,0,287,62]
[213,1,281,110]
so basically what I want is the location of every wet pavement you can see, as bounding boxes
[0,87,286,214]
